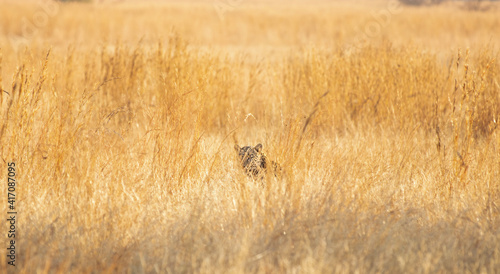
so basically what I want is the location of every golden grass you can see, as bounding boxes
[1,0,500,273]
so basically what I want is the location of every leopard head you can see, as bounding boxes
[234,143,266,177]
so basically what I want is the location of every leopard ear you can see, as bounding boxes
[234,144,241,152]
[255,143,263,152]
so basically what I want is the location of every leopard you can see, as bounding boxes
[234,143,281,179]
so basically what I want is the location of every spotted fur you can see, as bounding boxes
[234,143,281,179]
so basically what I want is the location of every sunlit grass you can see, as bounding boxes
[0,1,499,273]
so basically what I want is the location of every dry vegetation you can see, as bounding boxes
[1,0,500,273]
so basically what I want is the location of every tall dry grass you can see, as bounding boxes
[1,1,500,273]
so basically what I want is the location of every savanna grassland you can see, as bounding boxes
[1,0,500,273]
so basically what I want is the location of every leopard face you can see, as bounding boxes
[234,143,281,179]
[234,144,266,178]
